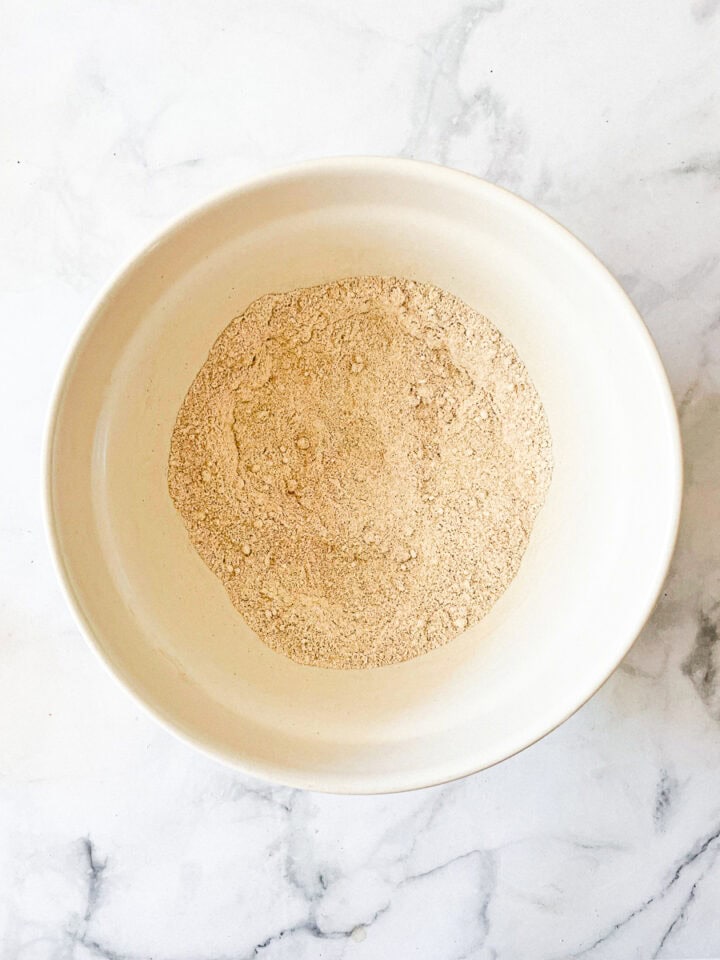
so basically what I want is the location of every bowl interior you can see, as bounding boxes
[48,160,680,792]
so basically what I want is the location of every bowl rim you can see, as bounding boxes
[44,155,683,794]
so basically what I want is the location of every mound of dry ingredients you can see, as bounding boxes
[168,276,552,669]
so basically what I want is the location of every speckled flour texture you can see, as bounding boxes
[168,277,552,668]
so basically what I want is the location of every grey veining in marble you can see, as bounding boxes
[2,0,720,957]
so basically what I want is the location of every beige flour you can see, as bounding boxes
[168,276,552,669]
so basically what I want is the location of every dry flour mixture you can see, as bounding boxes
[168,276,552,668]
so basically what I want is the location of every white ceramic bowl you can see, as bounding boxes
[46,158,682,793]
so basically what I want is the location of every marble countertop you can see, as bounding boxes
[2,1,720,957]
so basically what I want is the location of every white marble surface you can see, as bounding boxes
[2,0,720,957]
